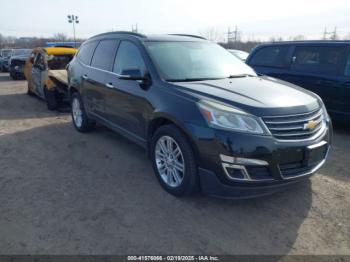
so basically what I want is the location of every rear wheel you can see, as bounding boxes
[151,125,198,196]
[44,88,61,110]
[71,92,95,132]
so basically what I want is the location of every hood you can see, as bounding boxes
[170,76,320,116]
[48,70,68,85]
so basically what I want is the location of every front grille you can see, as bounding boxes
[246,166,271,180]
[262,108,325,140]
[279,162,318,178]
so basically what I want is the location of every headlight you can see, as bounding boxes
[198,100,266,134]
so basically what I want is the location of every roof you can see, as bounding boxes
[33,47,77,55]
[257,40,350,46]
[88,31,207,42]
[145,34,207,42]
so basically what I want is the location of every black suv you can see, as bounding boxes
[67,32,332,198]
[246,41,350,122]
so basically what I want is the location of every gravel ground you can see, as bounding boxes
[0,72,349,255]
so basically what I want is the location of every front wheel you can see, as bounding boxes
[150,125,198,197]
[71,92,95,132]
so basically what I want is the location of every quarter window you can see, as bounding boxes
[249,46,289,68]
[113,41,146,75]
[91,40,118,71]
[77,41,98,65]
[291,46,346,75]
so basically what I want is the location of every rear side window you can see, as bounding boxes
[77,41,98,65]
[113,41,146,75]
[91,40,118,71]
[345,53,350,77]
[249,46,289,68]
[291,46,346,75]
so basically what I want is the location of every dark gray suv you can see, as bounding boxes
[67,32,332,198]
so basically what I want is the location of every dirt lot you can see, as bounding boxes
[0,72,349,255]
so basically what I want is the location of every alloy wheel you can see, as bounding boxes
[72,97,83,128]
[155,136,185,187]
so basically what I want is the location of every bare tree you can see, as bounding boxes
[291,34,306,41]
[199,27,224,42]
[269,36,284,42]
[53,33,68,41]
[0,33,4,49]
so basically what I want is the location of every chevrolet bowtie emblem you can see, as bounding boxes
[304,120,317,130]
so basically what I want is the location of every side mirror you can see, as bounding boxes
[119,68,147,81]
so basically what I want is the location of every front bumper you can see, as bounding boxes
[186,120,332,199]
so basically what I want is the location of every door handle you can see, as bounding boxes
[82,74,88,80]
[105,82,114,89]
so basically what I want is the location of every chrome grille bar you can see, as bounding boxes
[263,108,325,140]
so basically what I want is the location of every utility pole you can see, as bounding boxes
[323,27,327,40]
[331,27,337,40]
[67,14,79,48]
[131,24,138,33]
[323,27,337,40]
[227,26,240,45]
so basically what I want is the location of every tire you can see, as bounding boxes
[150,124,198,197]
[71,92,95,132]
[44,88,60,110]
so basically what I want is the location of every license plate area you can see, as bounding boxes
[305,141,328,166]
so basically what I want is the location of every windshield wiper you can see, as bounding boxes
[227,74,255,78]
[166,77,224,82]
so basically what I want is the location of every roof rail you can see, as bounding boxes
[169,34,207,40]
[91,31,146,39]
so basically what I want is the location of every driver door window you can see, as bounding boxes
[113,41,146,76]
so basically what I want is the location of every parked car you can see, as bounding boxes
[24,46,77,110]
[67,32,332,198]
[9,49,32,80]
[246,41,350,122]
[228,49,249,61]
[0,49,13,72]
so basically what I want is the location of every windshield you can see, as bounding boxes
[13,49,32,56]
[47,54,73,70]
[145,41,256,81]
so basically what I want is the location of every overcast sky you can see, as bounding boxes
[1,0,350,41]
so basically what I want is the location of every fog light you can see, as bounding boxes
[222,163,250,181]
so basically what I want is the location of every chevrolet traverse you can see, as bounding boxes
[67,32,332,198]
